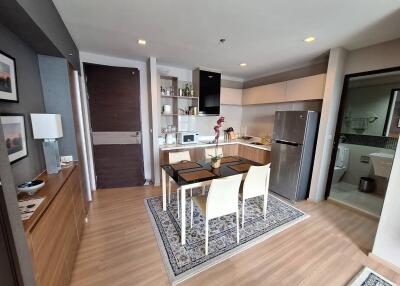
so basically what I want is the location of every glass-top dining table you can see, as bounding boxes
[160,156,262,245]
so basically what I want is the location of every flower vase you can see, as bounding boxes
[211,158,221,169]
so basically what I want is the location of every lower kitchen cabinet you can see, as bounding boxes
[160,143,269,165]
[238,144,271,164]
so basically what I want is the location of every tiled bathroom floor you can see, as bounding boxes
[329,182,384,217]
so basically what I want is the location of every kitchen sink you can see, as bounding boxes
[250,142,264,145]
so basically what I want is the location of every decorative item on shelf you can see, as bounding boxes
[18,197,44,221]
[210,116,225,168]
[160,86,165,96]
[178,88,183,96]
[183,83,191,97]
[0,114,28,163]
[17,180,45,195]
[163,104,172,115]
[178,108,187,115]
[0,51,18,102]
[31,113,63,174]
[188,106,198,115]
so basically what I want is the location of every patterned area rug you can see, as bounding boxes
[145,194,309,285]
[349,267,396,286]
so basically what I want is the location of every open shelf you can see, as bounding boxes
[161,95,198,99]
[161,114,198,116]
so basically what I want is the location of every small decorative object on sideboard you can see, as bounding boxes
[17,180,45,195]
[210,116,225,168]
[31,113,63,174]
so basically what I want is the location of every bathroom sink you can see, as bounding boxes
[369,153,394,178]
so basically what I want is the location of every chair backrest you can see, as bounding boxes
[206,174,243,220]
[242,164,271,200]
[204,147,223,159]
[169,151,191,164]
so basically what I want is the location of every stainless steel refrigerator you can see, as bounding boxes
[270,111,319,201]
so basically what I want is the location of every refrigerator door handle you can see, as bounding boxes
[274,139,302,147]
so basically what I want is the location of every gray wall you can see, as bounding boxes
[0,23,46,185]
[38,55,78,159]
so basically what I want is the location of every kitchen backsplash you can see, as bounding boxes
[177,100,323,138]
[340,133,398,150]
[178,105,242,136]
[241,100,323,137]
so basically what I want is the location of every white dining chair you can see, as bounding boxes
[241,164,271,228]
[168,151,191,218]
[204,147,223,160]
[191,174,243,255]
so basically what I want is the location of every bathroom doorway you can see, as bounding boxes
[325,67,400,218]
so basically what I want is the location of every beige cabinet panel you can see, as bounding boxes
[286,74,326,101]
[220,87,242,105]
[243,82,287,105]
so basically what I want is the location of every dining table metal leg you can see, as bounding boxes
[162,168,167,211]
[181,185,187,245]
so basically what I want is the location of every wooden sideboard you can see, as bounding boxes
[19,163,86,286]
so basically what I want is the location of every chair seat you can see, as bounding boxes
[193,195,207,215]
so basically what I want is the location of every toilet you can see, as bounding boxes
[332,145,350,184]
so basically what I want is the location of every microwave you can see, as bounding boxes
[177,132,199,145]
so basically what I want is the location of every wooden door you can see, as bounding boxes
[84,63,144,188]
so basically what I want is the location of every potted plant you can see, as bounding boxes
[210,116,225,168]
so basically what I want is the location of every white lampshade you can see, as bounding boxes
[31,114,63,139]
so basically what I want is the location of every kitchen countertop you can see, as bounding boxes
[160,138,271,151]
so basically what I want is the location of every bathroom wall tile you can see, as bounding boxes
[340,133,398,150]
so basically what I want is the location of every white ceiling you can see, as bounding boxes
[52,0,400,80]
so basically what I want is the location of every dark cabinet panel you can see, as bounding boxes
[195,69,221,115]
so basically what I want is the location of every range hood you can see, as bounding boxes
[193,68,221,115]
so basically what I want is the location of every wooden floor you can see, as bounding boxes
[70,186,400,286]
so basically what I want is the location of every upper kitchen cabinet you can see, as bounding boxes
[193,69,221,115]
[286,74,326,102]
[242,82,287,105]
[242,73,326,105]
[220,87,242,105]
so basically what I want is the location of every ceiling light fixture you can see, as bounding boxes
[138,39,147,45]
[303,36,316,43]
[239,63,247,67]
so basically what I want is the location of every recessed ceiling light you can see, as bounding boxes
[239,63,247,67]
[138,39,147,45]
[304,36,316,43]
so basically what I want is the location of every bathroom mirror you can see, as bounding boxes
[340,70,400,138]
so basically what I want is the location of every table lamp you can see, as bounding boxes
[30,114,63,174]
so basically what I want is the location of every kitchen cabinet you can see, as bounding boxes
[242,73,326,105]
[242,82,287,105]
[221,87,242,105]
[238,144,271,164]
[160,143,269,165]
[286,74,326,101]
[160,144,239,165]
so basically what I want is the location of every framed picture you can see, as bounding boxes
[0,51,18,102]
[0,114,27,163]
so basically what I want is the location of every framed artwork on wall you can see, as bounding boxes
[0,51,18,102]
[0,114,28,163]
